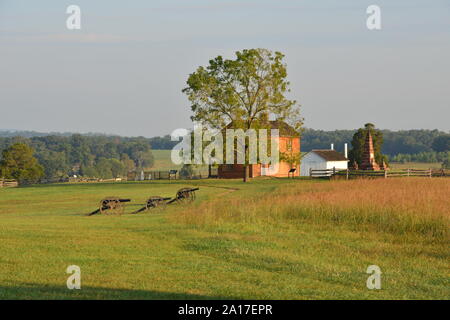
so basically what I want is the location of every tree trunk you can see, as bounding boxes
[243,165,249,182]
[243,143,249,182]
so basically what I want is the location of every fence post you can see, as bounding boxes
[407,168,410,177]
[309,168,312,178]
[429,168,432,178]
[346,168,349,180]
[333,167,336,175]
[384,170,387,179]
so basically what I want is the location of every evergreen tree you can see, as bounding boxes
[348,123,388,167]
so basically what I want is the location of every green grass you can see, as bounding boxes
[389,162,442,170]
[149,149,211,176]
[150,150,182,171]
[0,178,448,299]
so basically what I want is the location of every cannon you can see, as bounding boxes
[88,187,200,216]
[131,187,200,214]
[87,197,131,216]
[131,196,171,214]
[167,187,199,204]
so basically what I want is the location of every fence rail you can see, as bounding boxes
[0,179,19,188]
[310,168,449,179]
[131,168,219,181]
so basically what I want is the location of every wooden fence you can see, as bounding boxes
[131,167,219,181]
[146,171,172,180]
[310,168,449,179]
[0,179,19,188]
[142,170,217,180]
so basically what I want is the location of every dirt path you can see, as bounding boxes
[193,184,240,198]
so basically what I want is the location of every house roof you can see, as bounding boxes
[225,120,298,137]
[311,150,348,161]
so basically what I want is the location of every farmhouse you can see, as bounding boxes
[300,148,348,176]
[218,120,300,178]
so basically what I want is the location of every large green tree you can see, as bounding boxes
[0,143,44,183]
[348,123,388,168]
[183,48,302,181]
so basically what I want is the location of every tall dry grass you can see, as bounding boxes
[171,178,450,239]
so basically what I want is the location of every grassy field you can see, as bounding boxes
[389,162,443,170]
[151,150,182,171]
[150,149,210,175]
[0,177,448,299]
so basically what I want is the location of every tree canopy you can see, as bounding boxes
[0,135,155,180]
[0,143,44,183]
[183,48,302,181]
[432,135,450,153]
[184,48,301,130]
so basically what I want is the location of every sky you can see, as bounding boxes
[0,0,449,137]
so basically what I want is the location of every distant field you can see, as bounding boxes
[150,150,181,171]
[389,162,442,170]
[150,149,210,175]
[0,177,448,299]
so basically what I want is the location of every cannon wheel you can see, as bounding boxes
[145,196,167,211]
[176,188,196,204]
[99,197,125,215]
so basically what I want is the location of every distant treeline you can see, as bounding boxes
[145,129,450,156]
[301,128,449,155]
[0,128,449,180]
[0,134,154,180]
[2,129,448,156]
[390,151,449,164]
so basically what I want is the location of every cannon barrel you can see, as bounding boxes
[183,188,200,192]
[118,199,131,203]
[87,209,101,216]
[131,196,171,214]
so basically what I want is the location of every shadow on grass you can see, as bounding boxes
[0,284,235,300]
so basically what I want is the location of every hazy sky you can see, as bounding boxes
[1,0,449,137]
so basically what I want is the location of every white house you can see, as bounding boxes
[300,148,348,176]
